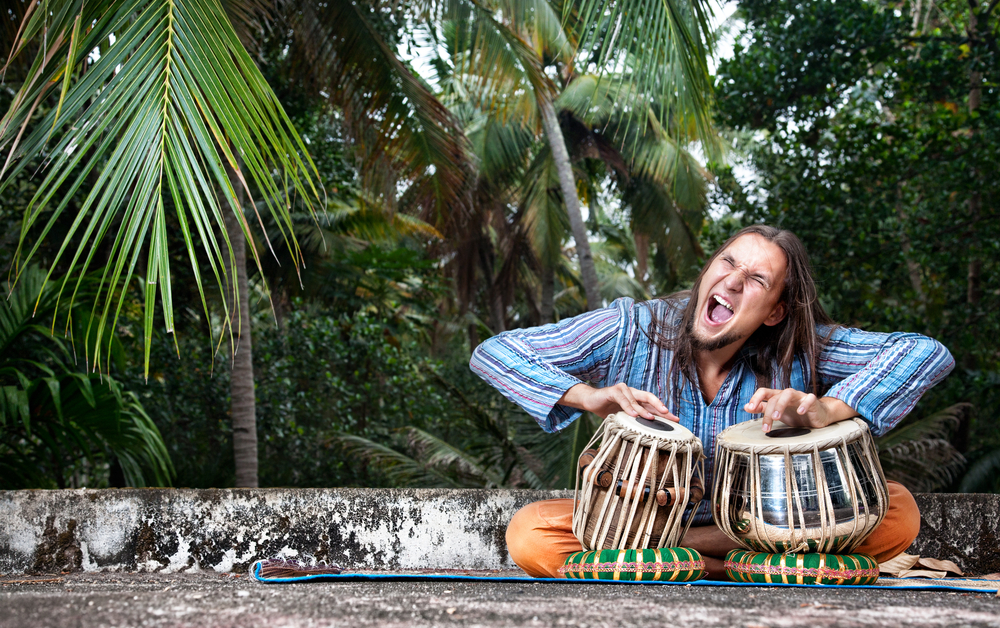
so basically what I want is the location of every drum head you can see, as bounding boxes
[608,411,697,442]
[719,418,864,449]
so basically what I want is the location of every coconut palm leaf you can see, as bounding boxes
[406,426,506,486]
[442,0,556,122]
[521,145,569,268]
[958,448,1000,493]
[0,0,322,377]
[284,1,472,231]
[336,432,463,488]
[876,403,970,492]
[565,0,716,148]
[221,0,273,52]
[875,402,971,450]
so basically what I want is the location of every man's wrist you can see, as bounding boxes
[558,383,592,411]
[818,396,858,426]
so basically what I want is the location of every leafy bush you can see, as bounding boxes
[0,267,173,489]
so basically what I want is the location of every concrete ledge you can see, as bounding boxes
[911,493,1000,576]
[0,488,570,575]
[1,489,997,575]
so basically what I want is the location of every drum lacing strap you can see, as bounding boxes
[573,416,621,548]
[845,420,889,548]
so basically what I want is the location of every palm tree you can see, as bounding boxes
[447,0,717,311]
[0,0,329,484]
[1,0,719,486]
[0,0,471,486]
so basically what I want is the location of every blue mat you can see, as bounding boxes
[248,561,1000,594]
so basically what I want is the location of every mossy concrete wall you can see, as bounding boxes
[909,493,1000,576]
[1,489,996,575]
[0,488,569,575]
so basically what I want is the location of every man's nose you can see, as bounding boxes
[723,269,746,291]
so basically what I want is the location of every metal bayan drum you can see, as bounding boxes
[713,418,889,554]
[573,412,706,551]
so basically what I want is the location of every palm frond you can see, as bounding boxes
[335,432,462,488]
[876,403,971,450]
[958,448,1000,493]
[631,133,709,214]
[565,0,717,151]
[406,426,505,486]
[0,0,322,377]
[1,266,173,489]
[221,0,274,52]
[877,403,971,492]
[445,0,554,122]
[521,144,569,267]
[286,1,472,230]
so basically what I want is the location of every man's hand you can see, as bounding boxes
[559,383,679,422]
[744,388,857,432]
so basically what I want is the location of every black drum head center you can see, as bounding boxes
[765,426,811,438]
[636,417,675,432]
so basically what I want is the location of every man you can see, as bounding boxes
[470,225,954,578]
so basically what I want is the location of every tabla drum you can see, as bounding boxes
[712,418,889,555]
[573,412,705,551]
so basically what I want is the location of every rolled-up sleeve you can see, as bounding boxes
[469,299,632,432]
[818,327,956,436]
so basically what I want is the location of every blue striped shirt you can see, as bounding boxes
[470,297,955,523]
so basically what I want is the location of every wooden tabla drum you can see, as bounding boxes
[713,418,889,554]
[573,412,705,551]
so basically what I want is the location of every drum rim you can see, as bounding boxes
[717,417,868,452]
[606,411,699,443]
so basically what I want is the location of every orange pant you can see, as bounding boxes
[506,480,920,578]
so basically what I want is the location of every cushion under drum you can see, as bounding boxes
[724,549,879,585]
[559,547,706,581]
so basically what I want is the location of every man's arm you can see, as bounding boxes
[470,298,639,432]
[559,382,679,422]
[746,327,955,435]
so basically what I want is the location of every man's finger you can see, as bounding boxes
[614,384,651,418]
[745,387,779,413]
[624,387,659,419]
[656,410,681,423]
[760,390,791,432]
[637,401,680,423]
[633,389,670,414]
[797,393,817,415]
[767,389,798,422]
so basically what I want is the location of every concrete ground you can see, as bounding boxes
[2,572,998,628]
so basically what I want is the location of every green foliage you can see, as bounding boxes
[876,403,969,492]
[0,0,322,378]
[714,0,1000,488]
[254,306,457,487]
[0,266,173,489]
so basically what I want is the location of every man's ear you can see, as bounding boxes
[763,302,787,327]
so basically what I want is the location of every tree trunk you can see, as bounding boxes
[912,0,924,32]
[540,262,555,324]
[224,165,259,488]
[537,96,601,311]
[490,286,506,334]
[634,231,650,289]
[967,9,982,311]
[895,185,925,302]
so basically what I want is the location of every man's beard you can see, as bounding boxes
[685,309,748,352]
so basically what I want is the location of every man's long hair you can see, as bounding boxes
[648,225,836,408]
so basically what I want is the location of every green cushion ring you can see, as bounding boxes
[559,547,706,581]
[725,548,879,585]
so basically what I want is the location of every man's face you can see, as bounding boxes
[690,233,788,352]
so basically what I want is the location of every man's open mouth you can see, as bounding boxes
[707,294,734,324]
